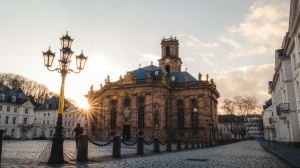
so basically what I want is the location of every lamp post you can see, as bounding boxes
[42,32,88,163]
[205,116,214,147]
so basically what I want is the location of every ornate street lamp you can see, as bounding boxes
[205,116,214,147]
[42,32,88,163]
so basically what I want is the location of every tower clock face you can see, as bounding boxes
[165,58,170,63]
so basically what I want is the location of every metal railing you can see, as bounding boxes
[276,103,289,115]
[18,124,33,128]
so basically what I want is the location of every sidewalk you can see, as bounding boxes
[260,140,300,168]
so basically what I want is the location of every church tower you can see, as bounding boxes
[158,36,182,73]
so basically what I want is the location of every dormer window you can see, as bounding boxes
[12,96,16,102]
[171,76,176,81]
[155,71,159,75]
[46,104,50,109]
[0,94,4,100]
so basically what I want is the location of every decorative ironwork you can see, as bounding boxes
[276,103,289,115]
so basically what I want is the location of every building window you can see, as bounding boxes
[48,113,50,117]
[25,109,28,113]
[110,108,116,129]
[171,76,176,81]
[46,104,50,109]
[5,116,9,124]
[166,46,170,56]
[65,121,67,126]
[47,120,49,124]
[191,109,198,130]
[124,98,130,107]
[138,97,145,104]
[166,65,170,73]
[13,117,16,124]
[138,106,144,129]
[23,118,27,124]
[272,112,274,116]
[12,96,16,102]
[178,109,184,130]
[0,94,4,100]
[43,120,45,124]
[177,99,183,106]
[7,107,10,112]
[191,99,197,106]
[11,129,14,136]
[0,106,2,111]
[44,113,46,117]
[155,71,159,75]
[14,107,17,112]
[69,121,71,126]
[110,99,118,106]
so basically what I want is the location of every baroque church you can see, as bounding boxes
[86,37,220,141]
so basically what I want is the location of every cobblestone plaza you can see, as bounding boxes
[0,140,292,167]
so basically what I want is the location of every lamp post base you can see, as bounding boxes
[48,114,65,164]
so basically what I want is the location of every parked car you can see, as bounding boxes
[33,135,47,140]
[3,135,13,140]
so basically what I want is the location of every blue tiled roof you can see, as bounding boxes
[263,98,272,110]
[131,65,197,83]
[168,72,197,83]
[0,86,30,105]
[35,96,71,111]
[276,49,284,56]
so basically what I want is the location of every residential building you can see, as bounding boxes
[33,95,87,139]
[262,98,275,141]
[218,115,263,140]
[0,86,35,139]
[86,37,220,141]
[268,0,300,147]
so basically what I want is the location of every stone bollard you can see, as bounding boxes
[166,139,171,152]
[112,136,121,158]
[153,138,160,153]
[191,140,195,149]
[201,140,204,148]
[196,140,200,148]
[184,140,189,149]
[77,134,88,161]
[176,139,181,150]
[137,137,144,155]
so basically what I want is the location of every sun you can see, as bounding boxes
[80,101,90,110]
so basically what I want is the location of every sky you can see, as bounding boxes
[0,0,290,111]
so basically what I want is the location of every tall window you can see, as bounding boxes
[166,65,170,73]
[23,118,27,124]
[11,129,14,136]
[178,109,184,130]
[138,106,145,129]
[191,109,198,129]
[110,108,116,129]
[7,107,10,112]
[14,107,17,112]
[5,116,9,124]
[166,46,170,56]
[25,109,28,113]
[0,106,2,111]
[13,117,16,124]
[124,98,130,107]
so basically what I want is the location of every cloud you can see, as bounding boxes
[220,2,289,59]
[215,64,274,113]
[140,53,160,65]
[202,58,214,66]
[198,52,215,58]
[176,34,219,48]
[184,57,196,63]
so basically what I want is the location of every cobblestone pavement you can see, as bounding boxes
[0,140,292,168]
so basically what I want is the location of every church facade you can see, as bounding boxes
[86,37,220,141]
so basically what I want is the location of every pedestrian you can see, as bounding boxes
[74,124,83,148]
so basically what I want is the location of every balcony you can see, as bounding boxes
[276,103,289,115]
[18,124,33,128]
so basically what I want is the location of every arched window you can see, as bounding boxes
[166,46,170,56]
[110,108,116,129]
[124,98,130,107]
[165,65,170,73]
[177,99,183,106]
[138,106,144,129]
[178,109,184,130]
[191,109,198,130]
